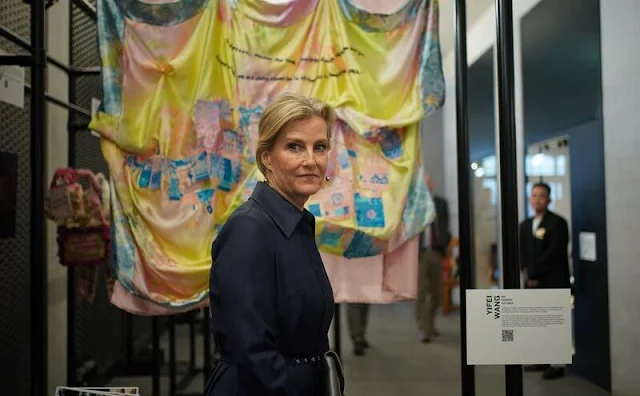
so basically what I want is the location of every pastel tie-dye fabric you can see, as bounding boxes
[90,0,444,313]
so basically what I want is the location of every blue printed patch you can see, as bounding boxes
[328,192,350,216]
[233,163,242,184]
[402,171,434,237]
[138,162,151,188]
[370,173,388,185]
[110,201,137,292]
[344,231,381,258]
[218,158,233,192]
[379,128,403,159]
[338,151,351,168]
[210,155,222,178]
[191,152,210,182]
[238,105,264,129]
[354,193,385,228]
[318,228,342,248]
[222,130,243,157]
[168,167,182,201]
[308,203,322,217]
[149,161,162,190]
[196,188,215,214]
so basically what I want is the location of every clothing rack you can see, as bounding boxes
[119,313,208,396]
[165,308,215,396]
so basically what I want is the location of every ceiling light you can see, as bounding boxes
[531,153,545,166]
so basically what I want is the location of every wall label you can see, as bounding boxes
[466,289,573,365]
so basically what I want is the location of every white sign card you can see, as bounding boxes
[0,49,25,109]
[579,232,597,262]
[55,386,139,396]
[466,289,572,365]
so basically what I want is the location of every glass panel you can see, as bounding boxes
[556,154,567,176]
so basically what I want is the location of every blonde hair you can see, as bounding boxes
[256,93,336,176]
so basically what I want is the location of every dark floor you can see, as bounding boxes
[107,302,609,395]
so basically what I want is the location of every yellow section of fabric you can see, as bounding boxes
[92,0,428,154]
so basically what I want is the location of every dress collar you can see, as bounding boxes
[250,182,314,238]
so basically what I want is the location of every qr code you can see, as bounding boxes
[502,329,514,342]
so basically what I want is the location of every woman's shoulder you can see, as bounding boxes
[211,201,276,270]
[217,199,273,239]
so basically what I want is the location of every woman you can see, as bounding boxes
[206,93,337,395]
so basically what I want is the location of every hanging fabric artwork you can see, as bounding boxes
[90,0,444,314]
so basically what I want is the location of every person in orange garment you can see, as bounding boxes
[416,175,450,343]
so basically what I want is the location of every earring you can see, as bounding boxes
[325,176,331,182]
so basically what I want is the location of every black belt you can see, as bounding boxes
[285,353,324,366]
[219,352,325,366]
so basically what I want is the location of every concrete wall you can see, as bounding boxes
[600,1,640,394]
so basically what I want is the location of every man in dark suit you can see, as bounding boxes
[520,182,570,379]
[416,176,450,343]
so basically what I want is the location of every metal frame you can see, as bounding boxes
[495,0,523,394]
[2,1,207,395]
[0,24,99,76]
[0,1,53,394]
[1,1,101,394]
[453,0,475,395]
[31,0,47,394]
[66,0,80,388]
[453,0,523,395]
[166,310,214,396]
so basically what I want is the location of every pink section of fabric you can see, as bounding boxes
[322,236,418,303]
[346,0,413,13]
[240,0,319,27]
[383,236,419,299]
[111,281,208,316]
[111,236,419,313]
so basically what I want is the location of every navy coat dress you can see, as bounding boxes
[206,182,335,396]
